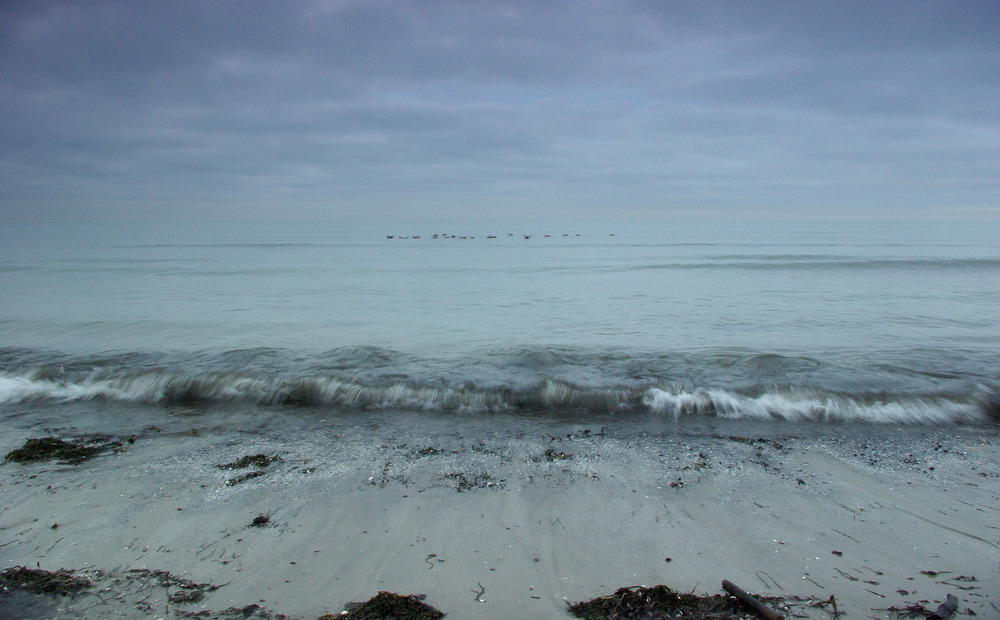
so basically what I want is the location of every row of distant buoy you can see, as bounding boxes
[386,232,615,240]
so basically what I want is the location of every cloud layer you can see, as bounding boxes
[2,0,998,221]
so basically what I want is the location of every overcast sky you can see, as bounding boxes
[1,1,997,222]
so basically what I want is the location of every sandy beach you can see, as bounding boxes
[1,414,997,619]
[4,0,1000,615]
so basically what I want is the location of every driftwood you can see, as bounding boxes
[722,580,784,620]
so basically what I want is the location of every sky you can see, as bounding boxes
[1,0,998,222]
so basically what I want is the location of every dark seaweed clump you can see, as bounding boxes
[331,591,444,619]
[249,514,271,527]
[0,567,90,595]
[179,603,285,619]
[569,585,780,620]
[5,435,134,465]
[217,454,279,470]
[217,453,281,486]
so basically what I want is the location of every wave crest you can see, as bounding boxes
[0,367,993,425]
[642,387,985,424]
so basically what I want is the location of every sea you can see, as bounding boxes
[1,217,998,445]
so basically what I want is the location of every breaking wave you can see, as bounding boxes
[0,367,994,425]
[641,387,988,424]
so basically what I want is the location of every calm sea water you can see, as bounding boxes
[1,218,998,426]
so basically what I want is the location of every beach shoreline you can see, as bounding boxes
[1,416,997,619]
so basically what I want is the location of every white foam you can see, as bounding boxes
[0,368,988,424]
[642,387,983,424]
[0,374,124,403]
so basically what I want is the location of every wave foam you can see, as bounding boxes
[642,387,984,424]
[0,370,992,424]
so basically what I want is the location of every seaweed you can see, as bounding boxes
[0,566,90,595]
[569,584,783,620]
[725,436,784,450]
[217,454,280,470]
[414,446,445,457]
[125,568,220,605]
[217,453,280,485]
[442,471,505,492]
[179,603,286,619]
[544,448,572,461]
[881,594,960,620]
[225,470,267,486]
[5,435,134,465]
[330,591,444,619]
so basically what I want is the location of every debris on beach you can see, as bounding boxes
[330,591,444,619]
[178,603,283,619]
[809,594,839,617]
[0,566,224,616]
[124,568,221,605]
[0,566,90,595]
[217,453,281,470]
[882,593,959,620]
[722,580,785,620]
[225,470,267,485]
[4,435,135,465]
[217,453,281,485]
[543,448,573,461]
[442,471,505,492]
[568,584,786,620]
[412,446,445,457]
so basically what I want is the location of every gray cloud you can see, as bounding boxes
[1,0,997,221]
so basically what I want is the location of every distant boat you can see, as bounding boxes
[387,235,394,239]
[524,234,531,239]
[487,235,496,239]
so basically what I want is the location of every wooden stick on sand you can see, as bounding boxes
[722,580,785,620]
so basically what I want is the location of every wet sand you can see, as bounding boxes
[1,419,998,618]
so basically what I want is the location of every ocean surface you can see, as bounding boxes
[1,218,999,435]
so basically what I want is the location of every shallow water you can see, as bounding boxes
[1,218,998,427]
